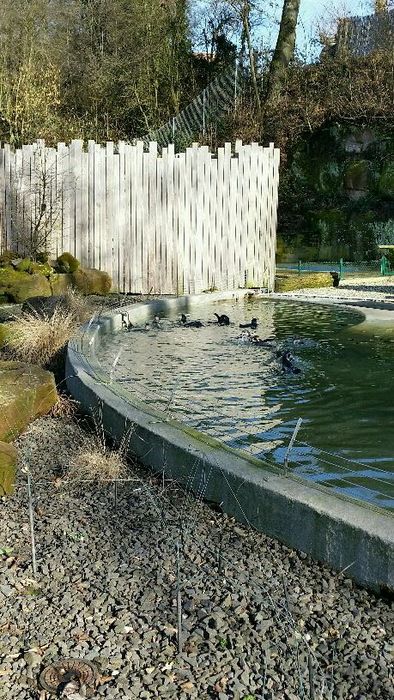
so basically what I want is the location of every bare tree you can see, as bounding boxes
[12,143,69,259]
[266,0,301,103]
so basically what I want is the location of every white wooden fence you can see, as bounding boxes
[0,139,279,294]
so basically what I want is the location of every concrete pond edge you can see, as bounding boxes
[66,290,394,593]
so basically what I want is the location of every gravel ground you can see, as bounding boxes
[1,416,393,700]
[275,276,394,304]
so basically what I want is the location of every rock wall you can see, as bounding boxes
[278,123,394,262]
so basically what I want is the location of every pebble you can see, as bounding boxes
[0,415,391,699]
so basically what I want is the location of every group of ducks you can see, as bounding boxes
[121,311,301,374]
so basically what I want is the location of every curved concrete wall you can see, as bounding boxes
[66,292,394,593]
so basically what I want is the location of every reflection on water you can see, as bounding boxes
[97,300,394,510]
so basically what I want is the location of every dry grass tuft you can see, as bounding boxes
[66,407,133,483]
[67,437,128,482]
[49,392,80,418]
[64,288,93,323]
[2,290,96,366]
[4,306,77,365]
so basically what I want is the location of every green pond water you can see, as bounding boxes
[97,299,394,510]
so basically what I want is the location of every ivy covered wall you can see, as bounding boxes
[278,123,394,261]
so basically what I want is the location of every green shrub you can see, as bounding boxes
[34,263,54,278]
[55,252,80,273]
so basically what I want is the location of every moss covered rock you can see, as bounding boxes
[0,361,58,443]
[50,272,73,295]
[0,322,18,349]
[0,267,51,303]
[15,258,34,273]
[0,441,17,496]
[55,252,80,273]
[71,268,112,295]
[275,271,333,292]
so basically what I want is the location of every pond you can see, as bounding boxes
[97,299,394,510]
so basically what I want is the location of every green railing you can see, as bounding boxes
[380,255,394,276]
[278,259,384,279]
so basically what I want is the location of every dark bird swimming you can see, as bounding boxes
[180,313,203,328]
[239,317,258,329]
[280,350,301,374]
[214,313,230,326]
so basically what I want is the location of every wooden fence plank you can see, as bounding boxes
[0,140,279,293]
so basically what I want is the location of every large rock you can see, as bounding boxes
[21,295,71,318]
[0,442,17,496]
[0,322,17,349]
[0,361,58,443]
[0,268,51,303]
[71,268,112,295]
[50,273,73,295]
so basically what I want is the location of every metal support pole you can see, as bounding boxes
[176,541,182,654]
[27,472,37,577]
[234,58,239,113]
[114,480,118,512]
[202,91,206,137]
[284,418,303,475]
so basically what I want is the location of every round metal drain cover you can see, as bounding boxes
[39,658,98,697]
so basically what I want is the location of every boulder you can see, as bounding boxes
[51,273,73,295]
[0,442,17,496]
[0,361,58,443]
[0,268,51,303]
[0,322,17,349]
[55,252,80,273]
[22,295,71,318]
[71,268,112,295]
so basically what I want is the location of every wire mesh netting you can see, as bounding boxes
[276,260,383,278]
[143,62,240,149]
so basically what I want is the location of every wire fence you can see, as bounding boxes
[144,62,241,150]
[11,453,333,699]
[276,259,385,278]
[77,322,394,515]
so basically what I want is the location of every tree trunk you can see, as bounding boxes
[241,1,261,111]
[266,0,300,103]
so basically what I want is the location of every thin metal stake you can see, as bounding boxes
[218,532,224,576]
[114,480,118,512]
[27,472,37,577]
[284,418,303,475]
[308,653,315,700]
[176,541,182,654]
